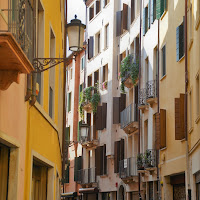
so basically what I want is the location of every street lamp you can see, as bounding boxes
[66,15,86,52]
[33,15,86,72]
[79,123,89,139]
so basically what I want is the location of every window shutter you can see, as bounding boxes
[143,8,146,35]
[65,165,70,183]
[156,0,165,19]
[151,0,153,24]
[131,0,135,22]
[96,0,100,14]
[155,113,161,150]
[160,109,166,148]
[74,157,78,181]
[120,93,126,112]
[77,121,82,141]
[94,71,99,85]
[100,146,104,175]
[148,0,151,28]
[180,94,185,137]
[103,144,107,175]
[102,103,107,129]
[145,7,148,33]
[176,26,180,61]
[67,93,71,112]
[164,0,167,11]
[120,139,125,161]
[95,147,101,175]
[116,11,122,37]
[113,97,120,124]
[123,3,128,31]
[114,141,120,173]
[180,20,184,59]
[89,7,94,20]
[93,114,97,139]
[103,0,105,8]
[88,36,94,59]
[96,106,103,130]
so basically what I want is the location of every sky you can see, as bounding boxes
[67,0,86,24]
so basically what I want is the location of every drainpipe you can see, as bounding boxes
[184,0,191,199]
[84,0,87,89]
[157,18,161,199]
[30,73,37,106]
[138,0,142,198]
[25,74,32,101]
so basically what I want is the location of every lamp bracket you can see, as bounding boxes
[33,57,75,72]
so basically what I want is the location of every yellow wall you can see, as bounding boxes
[159,0,186,197]
[24,0,65,199]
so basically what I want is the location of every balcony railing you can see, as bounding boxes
[139,88,147,106]
[137,149,156,170]
[120,103,138,130]
[146,80,157,99]
[0,0,34,61]
[77,167,96,184]
[119,157,137,179]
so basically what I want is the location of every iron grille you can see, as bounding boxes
[77,167,96,184]
[139,88,147,105]
[146,80,157,99]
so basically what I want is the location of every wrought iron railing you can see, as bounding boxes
[139,88,147,106]
[137,149,156,170]
[0,0,34,61]
[77,167,96,184]
[120,103,138,129]
[146,80,157,99]
[119,157,137,179]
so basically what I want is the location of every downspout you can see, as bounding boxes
[157,18,161,199]
[84,0,87,89]
[184,0,190,199]
[138,0,142,198]
[62,0,68,193]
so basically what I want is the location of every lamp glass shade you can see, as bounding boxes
[67,18,86,52]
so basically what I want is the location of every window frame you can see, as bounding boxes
[161,45,166,78]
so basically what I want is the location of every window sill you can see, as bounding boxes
[104,2,110,9]
[160,147,167,151]
[104,47,109,52]
[120,30,129,39]
[195,115,200,124]
[188,39,193,51]
[89,10,102,24]
[178,55,185,62]
[88,52,101,62]
[34,101,58,132]
[160,74,167,81]
[195,16,200,30]
[188,127,194,134]
[181,138,186,142]
[161,10,167,20]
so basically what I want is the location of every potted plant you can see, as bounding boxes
[120,54,139,92]
[144,150,153,168]
[137,153,144,170]
[102,81,108,90]
[79,85,100,118]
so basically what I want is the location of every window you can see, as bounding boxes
[161,45,166,77]
[94,70,99,85]
[95,32,101,55]
[144,120,148,151]
[49,87,53,118]
[88,75,92,87]
[145,57,149,83]
[105,24,109,48]
[89,4,94,20]
[0,145,9,200]
[31,162,48,200]
[176,21,184,61]
[153,47,158,80]
[143,6,148,35]
[104,0,110,7]
[151,0,156,24]
[79,84,83,94]
[197,182,200,200]
[189,3,193,44]
[103,64,108,83]
[196,74,200,118]
[81,55,85,71]
[156,0,167,19]
[96,0,101,14]
[188,90,192,129]
[131,0,135,22]
[68,92,71,112]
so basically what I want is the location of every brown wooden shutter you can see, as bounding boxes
[155,112,161,150]
[103,144,107,175]
[113,97,120,124]
[96,0,100,14]
[116,11,122,37]
[120,93,126,112]
[93,114,97,139]
[94,71,99,85]
[96,106,103,130]
[123,3,128,31]
[114,141,120,173]
[88,36,94,59]
[102,103,107,129]
[160,109,166,148]
[131,0,135,22]
[117,54,123,79]
[180,94,185,137]
[100,146,103,175]
[120,139,125,161]
[89,7,94,20]
[95,147,101,175]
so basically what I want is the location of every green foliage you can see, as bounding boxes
[144,149,152,167]
[120,54,139,93]
[79,84,100,118]
[137,153,144,170]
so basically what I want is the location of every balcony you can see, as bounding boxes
[146,80,157,107]
[80,126,98,149]
[122,71,139,89]
[119,157,138,184]
[120,104,138,134]
[0,0,34,90]
[77,168,96,185]
[137,149,157,175]
[138,88,149,113]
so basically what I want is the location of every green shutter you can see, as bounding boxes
[164,0,167,11]
[67,93,71,112]
[65,164,70,183]
[156,0,165,19]
[148,0,151,28]
[74,157,78,181]
[156,0,161,19]
[77,121,82,141]
[143,8,146,35]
